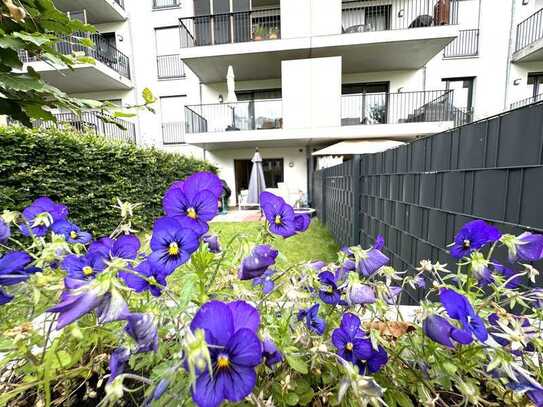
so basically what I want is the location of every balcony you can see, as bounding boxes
[162,122,185,144]
[157,55,185,80]
[18,33,132,93]
[512,8,543,63]
[510,93,543,110]
[179,1,458,83]
[443,29,479,58]
[32,111,136,144]
[53,0,127,23]
[153,0,180,10]
[184,91,457,149]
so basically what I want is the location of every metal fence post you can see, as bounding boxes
[321,172,327,225]
[351,155,361,246]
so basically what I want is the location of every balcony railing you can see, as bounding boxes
[114,0,125,9]
[153,0,180,9]
[157,54,185,79]
[179,8,280,48]
[18,33,130,79]
[162,122,185,144]
[516,8,543,52]
[341,90,458,126]
[30,111,136,143]
[185,99,282,133]
[444,29,479,58]
[341,0,458,34]
[510,93,543,110]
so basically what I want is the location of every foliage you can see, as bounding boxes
[1,172,543,407]
[0,0,155,126]
[0,126,215,235]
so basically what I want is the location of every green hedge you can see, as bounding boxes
[0,126,216,235]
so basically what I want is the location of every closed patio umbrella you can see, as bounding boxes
[246,148,266,205]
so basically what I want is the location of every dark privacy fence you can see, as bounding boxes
[312,101,543,301]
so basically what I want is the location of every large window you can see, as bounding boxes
[341,82,389,125]
[160,95,186,144]
[528,72,543,97]
[155,27,185,79]
[234,158,284,198]
[443,77,474,109]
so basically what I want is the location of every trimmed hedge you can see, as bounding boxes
[0,126,216,235]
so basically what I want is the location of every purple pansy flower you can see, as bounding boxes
[318,271,341,305]
[505,370,543,406]
[120,260,167,297]
[61,253,106,281]
[450,220,501,260]
[310,260,326,271]
[51,220,92,244]
[494,263,523,289]
[357,248,389,277]
[163,172,221,234]
[108,347,131,382]
[470,253,494,287]
[21,197,68,237]
[347,283,376,305]
[373,235,385,250]
[95,289,130,324]
[0,219,10,243]
[0,251,35,287]
[423,314,473,348]
[414,274,426,289]
[148,217,199,275]
[260,191,297,238]
[294,213,311,233]
[440,288,488,343]
[262,338,283,368]
[189,300,262,407]
[125,313,158,353]
[88,234,141,260]
[238,244,278,280]
[298,303,326,335]
[253,269,275,294]
[332,313,373,364]
[383,286,402,305]
[511,232,543,262]
[202,234,221,253]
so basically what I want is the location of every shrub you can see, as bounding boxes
[0,126,215,235]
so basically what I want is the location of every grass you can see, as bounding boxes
[210,219,340,264]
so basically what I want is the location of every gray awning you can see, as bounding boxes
[312,140,405,156]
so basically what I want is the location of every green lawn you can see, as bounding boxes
[210,219,339,264]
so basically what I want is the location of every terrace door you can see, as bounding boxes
[443,77,474,122]
[234,158,284,203]
[194,0,212,46]
[342,82,389,125]
[528,73,543,103]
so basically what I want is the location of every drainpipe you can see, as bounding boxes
[504,0,517,110]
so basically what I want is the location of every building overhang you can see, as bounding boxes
[54,0,127,23]
[185,121,454,150]
[512,38,543,63]
[180,26,458,83]
[24,61,132,93]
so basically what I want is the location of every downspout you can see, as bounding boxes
[504,0,516,110]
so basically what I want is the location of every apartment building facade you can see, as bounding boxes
[21,0,543,206]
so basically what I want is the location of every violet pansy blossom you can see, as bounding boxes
[120,260,167,297]
[163,172,221,234]
[294,213,311,233]
[346,283,376,305]
[318,271,341,305]
[108,347,131,382]
[260,191,297,238]
[148,217,199,275]
[88,234,141,261]
[125,313,158,353]
[0,251,35,287]
[189,300,262,407]
[61,253,106,280]
[202,234,221,253]
[357,247,389,277]
[51,220,92,244]
[239,244,278,280]
[450,220,501,260]
[423,314,473,348]
[440,288,488,343]
[0,219,10,243]
[21,197,68,237]
[298,303,326,335]
[493,263,523,289]
[503,232,543,263]
[253,269,275,294]
[262,338,283,368]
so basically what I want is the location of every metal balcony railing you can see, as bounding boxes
[516,8,543,52]
[153,0,180,9]
[162,122,185,144]
[29,111,136,143]
[510,93,543,110]
[179,8,280,48]
[185,99,282,134]
[18,33,131,79]
[341,90,457,126]
[157,54,185,79]
[444,29,479,58]
[341,0,458,34]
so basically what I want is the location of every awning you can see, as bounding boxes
[312,140,406,156]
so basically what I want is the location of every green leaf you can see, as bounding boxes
[285,393,299,406]
[0,48,23,69]
[142,88,156,104]
[12,32,51,47]
[285,354,308,374]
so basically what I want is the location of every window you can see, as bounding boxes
[234,158,284,199]
[160,95,186,144]
[152,0,180,10]
[235,89,282,130]
[528,73,543,97]
[155,27,185,79]
[442,77,474,109]
[341,82,389,125]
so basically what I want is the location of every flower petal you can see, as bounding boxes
[190,301,234,347]
[226,328,262,367]
[228,301,260,334]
